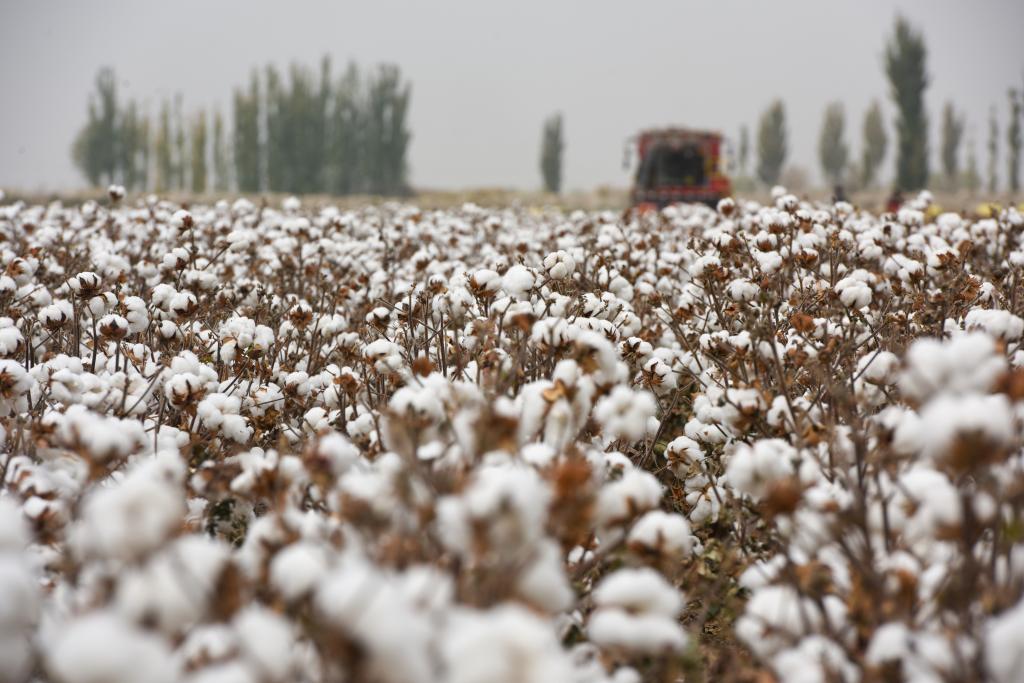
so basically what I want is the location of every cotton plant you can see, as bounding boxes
[0,193,1022,682]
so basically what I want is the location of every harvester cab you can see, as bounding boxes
[625,128,731,210]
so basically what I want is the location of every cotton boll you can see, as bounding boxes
[771,635,857,683]
[834,276,872,308]
[964,308,1024,341]
[627,510,695,559]
[725,439,799,501]
[71,458,185,562]
[727,278,760,302]
[316,561,434,683]
[0,359,34,416]
[0,325,24,358]
[736,585,826,658]
[516,538,575,612]
[469,268,501,295]
[185,662,256,683]
[595,468,662,529]
[985,596,1024,683]
[543,250,575,279]
[899,333,1005,402]
[501,264,536,300]
[269,542,329,603]
[171,209,193,230]
[115,535,230,635]
[437,464,551,555]
[443,605,574,683]
[0,497,38,683]
[915,393,1015,465]
[46,611,178,683]
[588,567,686,654]
[232,606,297,683]
[593,386,657,444]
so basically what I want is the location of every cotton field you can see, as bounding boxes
[1,187,1024,683]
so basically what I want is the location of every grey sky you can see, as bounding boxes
[1,0,1021,193]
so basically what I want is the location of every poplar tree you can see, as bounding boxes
[885,16,929,190]
[818,102,849,186]
[756,100,787,186]
[540,113,564,194]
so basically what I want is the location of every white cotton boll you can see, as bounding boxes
[232,606,296,683]
[470,268,502,295]
[316,562,434,683]
[72,458,185,562]
[596,468,662,528]
[725,439,798,501]
[856,350,900,385]
[834,276,872,308]
[219,414,253,443]
[363,339,404,373]
[68,271,101,294]
[516,539,574,612]
[735,584,823,658]
[197,393,252,443]
[46,611,178,683]
[964,308,1024,341]
[0,497,30,551]
[865,622,912,665]
[665,435,704,479]
[284,371,311,397]
[122,295,148,334]
[185,662,255,683]
[727,278,760,302]
[443,605,574,683]
[269,542,329,603]
[608,275,634,302]
[438,464,551,554]
[753,249,783,273]
[531,317,572,349]
[39,300,74,328]
[593,386,658,444]
[543,250,575,279]
[501,264,536,300]
[0,503,39,683]
[116,535,230,635]
[0,325,23,357]
[899,333,1006,402]
[588,567,686,654]
[771,636,857,683]
[0,359,35,416]
[890,467,961,550]
[986,596,1024,683]
[640,357,676,395]
[916,394,1015,463]
[171,209,193,229]
[628,510,695,558]
[51,405,147,462]
[161,247,190,271]
[593,567,682,618]
[588,610,687,655]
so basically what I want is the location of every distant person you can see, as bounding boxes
[885,189,903,214]
[832,185,847,203]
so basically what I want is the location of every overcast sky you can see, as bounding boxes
[1,0,1022,193]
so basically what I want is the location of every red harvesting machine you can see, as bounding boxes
[628,128,732,210]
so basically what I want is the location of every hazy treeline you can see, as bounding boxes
[739,16,1022,195]
[72,57,412,196]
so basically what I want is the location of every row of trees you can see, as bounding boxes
[72,58,412,196]
[741,16,1023,194]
